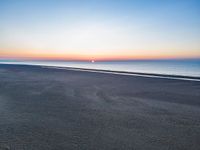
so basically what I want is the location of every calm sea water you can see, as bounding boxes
[1,59,200,77]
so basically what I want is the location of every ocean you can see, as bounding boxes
[0,59,200,77]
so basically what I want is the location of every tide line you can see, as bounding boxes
[43,66,200,82]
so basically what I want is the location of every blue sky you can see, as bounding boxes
[0,0,200,60]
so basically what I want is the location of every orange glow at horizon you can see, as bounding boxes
[1,48,199,61]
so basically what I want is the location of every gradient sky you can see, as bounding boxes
[0,0,200,60]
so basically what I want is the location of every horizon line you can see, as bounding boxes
[0,57,200,62]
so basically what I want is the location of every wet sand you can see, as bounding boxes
[0,64,200,150]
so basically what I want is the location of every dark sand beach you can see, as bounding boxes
[0,64,200,150]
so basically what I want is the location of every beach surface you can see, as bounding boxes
[0,64,200,150]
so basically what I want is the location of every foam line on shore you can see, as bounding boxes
[43,66,200,82]
[1,63,200,82]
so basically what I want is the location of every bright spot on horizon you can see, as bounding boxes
[91,60,95,63]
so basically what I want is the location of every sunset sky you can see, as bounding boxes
[0,0,200,60]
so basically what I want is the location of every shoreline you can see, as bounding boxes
[1,63,200,82]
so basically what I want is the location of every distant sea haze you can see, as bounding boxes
[1,59,200,78]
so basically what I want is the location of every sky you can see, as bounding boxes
[0,0,200,60]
